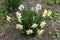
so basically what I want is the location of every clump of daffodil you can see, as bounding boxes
[14,3,53,37]
[42,9,52,18]
[18,4,24,11]
[40,21,46,28]
[16,24,23,30]
[16,12,22,23]
[7,16,12,22]
[37,29,44,35]
[31,23,38,29]
[26,29,33,35]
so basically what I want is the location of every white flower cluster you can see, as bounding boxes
[31,4,41,14]
[6,4,52,36]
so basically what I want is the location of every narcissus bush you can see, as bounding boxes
[7,4,54,38]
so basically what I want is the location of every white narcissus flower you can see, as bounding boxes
[35,4,41,14]
[16,12,22,23]
[16,24,23,30]
[7,16,11,22]
[31,23,38,29]
[26,29,33,35]
[18,18,22,23]
[42,9,52,17]
[40,21,46,28]
[16,12,22,18]
[48,10,52,16]
[36,4,41,10]
[31,7,35,11]
[18,4,24,11]
[37,29,44,35]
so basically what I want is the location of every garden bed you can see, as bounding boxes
[0,0,60,40]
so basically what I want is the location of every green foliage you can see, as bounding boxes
[0,5,6,25]
[0,13,6,25]
[47,0,54,5]
[54,30,60,38]
[55,0,60,4]
[5,0,24,11]
[49,30,60,39]
[51,10,60,25]
[0,26,9,36]
[43,0,60,5]
[21,9,37,36]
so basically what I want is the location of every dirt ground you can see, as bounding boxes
[0,0,60,40]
